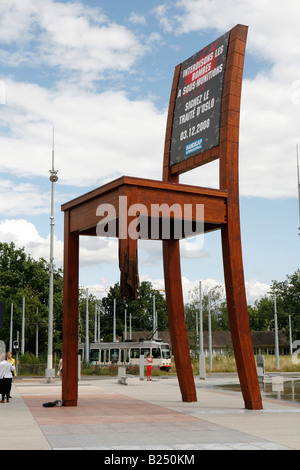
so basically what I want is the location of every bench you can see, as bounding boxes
[117,366,140,386]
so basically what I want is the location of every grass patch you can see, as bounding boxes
[15,355,300,377]
[188,355,300,374]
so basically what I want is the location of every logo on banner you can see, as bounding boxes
[185,139,203,155]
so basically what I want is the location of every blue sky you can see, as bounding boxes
[0,0,299,303]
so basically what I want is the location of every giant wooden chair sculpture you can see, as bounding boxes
[61,24,263,410]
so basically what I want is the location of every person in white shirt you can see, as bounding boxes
[0,353,15,403]
[146,353,153,381]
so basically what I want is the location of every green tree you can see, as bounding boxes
[185,283,227,331]
[184,283,227,356]
[248,270,300,336]
[78,288,101,344]
[0,242,63,356]
[101,281,168,340]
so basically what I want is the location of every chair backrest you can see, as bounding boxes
[162,24,248,197]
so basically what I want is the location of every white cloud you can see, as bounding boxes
[0,0,39,44]
[246,280,270,303]
[1,0,299,200]
[128,12,147,26]
[173,0,300,59]
[139,274,269,304]
[0,219,120,269]
[0,180,51,215]
[0,0,144,76]
[168,0,300,198]
[138,275,224,303]
[0,218,62,263]
[79,236,118,267]
[152,4,175,33]
[0,79,166,188]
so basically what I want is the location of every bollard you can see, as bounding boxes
[139,355,144,380]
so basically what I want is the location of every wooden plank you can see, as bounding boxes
[162,63,181,183]
[63,177,228,234]
[62,210,79,406]
[219,24,263,410]
[133,186,227,227]
[69,186,122,233]
[119,189,139,299]
[163,239,197,402]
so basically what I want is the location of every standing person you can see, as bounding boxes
[0,353,15,403]
[0,353,5,401]
[7,351,16,398]
[7,352,16,375]
[146,353,153,381]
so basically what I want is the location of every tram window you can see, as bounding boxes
[90,349,99,361]
[162,345,170,359]
[152,348,161,358]
[126,349,130,362]
[106,349,109,362]
[100,350,104,362]
[141,348,150,357]
[110,348,119,363]
[130,348,141,359]
[121,350,124,362]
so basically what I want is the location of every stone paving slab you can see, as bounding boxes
[1,376,299,451]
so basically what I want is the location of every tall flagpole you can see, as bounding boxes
[46,127,58,382]
[297,144,300,236]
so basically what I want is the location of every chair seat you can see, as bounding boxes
[61,175,228,240]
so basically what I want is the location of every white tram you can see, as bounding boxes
[78,339,172,371]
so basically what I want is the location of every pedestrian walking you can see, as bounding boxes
[0,353,15,403]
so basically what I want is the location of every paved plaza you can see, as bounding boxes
[0,374,299,451]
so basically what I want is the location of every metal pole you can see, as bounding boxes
[195,299,198,348]
[125,308,127,341]
[9,303,13,352]
[113,298,116,342]
[274,292,280,370]
[94,303,97,342]
[208,292,212,371]
[153,294,157,339]
[199,281,205,379]
[36,323,38,358]
[46,127,58,382]
[21,296,25,355]
[289,315,293,356]
[98,304,101,342]
[36,307,39,358]
[199,282,204,355]
[85,288,89,361]
[129,313,132,340]
[297,144,300,236]
[16,331,19,376]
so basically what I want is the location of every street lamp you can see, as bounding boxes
[274,291,280,370]
[46,127,58,383]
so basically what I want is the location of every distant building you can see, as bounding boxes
[125,330,290,356]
